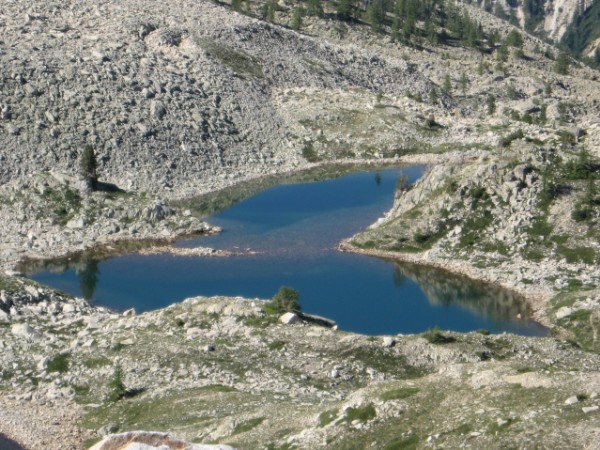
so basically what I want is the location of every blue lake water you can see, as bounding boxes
[29,167,547,336]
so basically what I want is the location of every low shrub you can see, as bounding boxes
[47,353,70,374]
[423,328,456,344]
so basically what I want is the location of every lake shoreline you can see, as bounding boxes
[11,153,458,274]
[338,240,554,329]
[25,154,543,336]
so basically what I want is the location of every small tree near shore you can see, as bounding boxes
[265,286,301,314]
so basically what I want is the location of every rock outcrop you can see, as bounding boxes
[90,431,237,450]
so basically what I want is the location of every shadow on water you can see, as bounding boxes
[392,261,537,325]
[23,257,101,301]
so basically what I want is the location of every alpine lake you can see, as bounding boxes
[26,165,547,336]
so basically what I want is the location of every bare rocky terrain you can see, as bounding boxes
[2,0,600,448]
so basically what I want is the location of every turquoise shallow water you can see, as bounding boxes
[29,167,547,336]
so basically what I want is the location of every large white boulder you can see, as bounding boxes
[89,432,237,450]
[11,323,42,341]
[279,312,300,325]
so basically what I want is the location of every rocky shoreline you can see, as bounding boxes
[1,153,457,276]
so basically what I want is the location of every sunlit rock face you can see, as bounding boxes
[89,431,238,450]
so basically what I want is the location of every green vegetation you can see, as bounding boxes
[422,328,456,344]
[290,6,305,30]
[319,409,338,427]
[382,435,420,450]
[80,145,98,191]
[554,51,570,75]
[562,0,600,67]
[108,364,127,402]
[302,141,319,162]
[380,387,419,401]
[337,404,376,424]
[232,417,265,435]
[499,129,524,148]
[486,95,496,115]
[228,0,490,50]
[198,38,263,78]
[268,340,286,351]
[47,353,70,374]
[41,186,82,225]
[265,286,301,314]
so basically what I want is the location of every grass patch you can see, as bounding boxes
[382,434,420,450]
[83,357,111,369]
[422,328,456,344]
[198,39,263,78]
[380,387,419,401]
[556,246,596,265]
[47,353,70,374]
[243,314,277,328]
[232,417,265,435]
[83,387,217,432]
[268,340,286,351]
[339,346,427,379]
[40,187,82,225]
[82,437,102,449]
[198,384,237,393]
[318,409,338,427]
[337,404,376,425]
[302,141,319,162]
[452,423,473,435]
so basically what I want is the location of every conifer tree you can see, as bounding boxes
[367,0,386,32]
[80,145,98,191]
[429,87,438,104]
[337,0,355,21]
[307,0,324,17]
[291,7,304,30]
[442,74,452,95]
[486,95,496,115]
[460,72,468,95]
[555,51,570,75]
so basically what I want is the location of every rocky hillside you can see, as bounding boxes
[2,0,600,272]
[0,0,433,197]
[458,0,600,59]
[3,288,600,449]
[347,143,600,350]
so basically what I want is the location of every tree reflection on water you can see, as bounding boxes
[393,262,531,322]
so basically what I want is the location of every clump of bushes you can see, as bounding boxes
[413,230,431,244]
[499,129,524,148]
[422,327,456,344]
[302,141,319,162]
[47,353,70,374]
[338,404,376,424]
[380,387,419,401]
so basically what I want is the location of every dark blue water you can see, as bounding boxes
[29,167,547,336]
